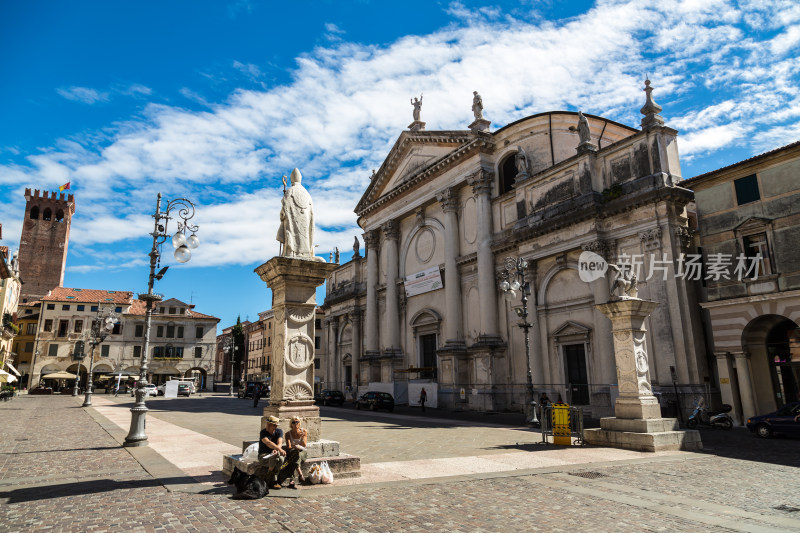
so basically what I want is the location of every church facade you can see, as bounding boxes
[323,83,709,416]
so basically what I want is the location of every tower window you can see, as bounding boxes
[43,208,52,221]
[30,206,40,219]
[499,154,517,195]
[55,210,64,222]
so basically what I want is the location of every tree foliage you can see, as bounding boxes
[231,316,246,376]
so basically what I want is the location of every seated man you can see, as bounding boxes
[258,415,286,490]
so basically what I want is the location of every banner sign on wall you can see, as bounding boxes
[404,266,443,297]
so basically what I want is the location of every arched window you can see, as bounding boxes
[29,206,39,219]
[55,209,65,222]
[499,154,517,195]
[42,208,52,221]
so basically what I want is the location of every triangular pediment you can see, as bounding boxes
[552,321,591,339]
[734,216,771,232]
[355,130,478,215]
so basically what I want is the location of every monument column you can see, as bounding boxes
[382,220,401,352]
[364,230,380,355]
[255,257,337,441]
[584,297,701,451]
[437,187,463,345]
[467,169,499,338]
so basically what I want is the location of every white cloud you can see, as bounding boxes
[56,86,109,104]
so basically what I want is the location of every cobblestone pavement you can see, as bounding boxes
[2,394,799,533]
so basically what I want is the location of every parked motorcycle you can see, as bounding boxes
[687,398,734,430]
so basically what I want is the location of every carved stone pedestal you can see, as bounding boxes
[223,256,362,480]
[468,118,491,132]
[408,120,426,132]
[583,298,702,452]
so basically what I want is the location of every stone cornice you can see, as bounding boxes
[356,133,494,218]
[513,179,693,242]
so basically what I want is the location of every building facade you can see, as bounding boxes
[1,243,22,383]
[326,83,708,415]
[684,141,800,423]
[30,288,219,390]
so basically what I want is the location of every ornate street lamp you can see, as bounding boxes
[499,256,539,426]
[81,306,119,407]
[124,193,199,447]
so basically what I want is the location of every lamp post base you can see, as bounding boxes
[82,389,93,407]
[123,388,150,447]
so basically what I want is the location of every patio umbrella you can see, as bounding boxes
[41,371,78,379]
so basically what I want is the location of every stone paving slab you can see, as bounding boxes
[3,394,800,533]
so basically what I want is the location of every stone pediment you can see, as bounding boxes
[355,130,486,216]
[552,321,592,340]
[734,216,771,233]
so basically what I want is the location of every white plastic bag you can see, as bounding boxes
[320,461,334,484]
[308,463,323,484]
[241,443,259,463]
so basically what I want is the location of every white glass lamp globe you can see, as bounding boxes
[510,280,521,291]
[174,245,191,263]
[186,233,199,249]
[172,232,187,249]
[500,281,510,292]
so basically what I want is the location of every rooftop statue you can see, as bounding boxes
[276,168,323,261]
[577,111,592,145]
[411,94,423,121]
[472,91,483,120]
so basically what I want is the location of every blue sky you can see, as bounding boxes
[1,0,799,329]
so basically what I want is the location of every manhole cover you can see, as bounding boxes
[568,471,608,479]
[774,505,800,513]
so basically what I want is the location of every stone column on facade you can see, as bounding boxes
[715,352,742,424]
[331,317,340,389]
[582,240,616,386]
[382,220,402,354]
[733,352,758,421]
[437,187,464,346]
[584,298,702,451]
[254,257,337,442]
[351,310,362,386]
[467,169,499,339]
[526,263,546,387]
[364,230,380,356]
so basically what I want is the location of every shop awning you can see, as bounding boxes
[0,370,17,383]
[4,361,21,376]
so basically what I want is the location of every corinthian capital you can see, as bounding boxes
[436,187,460,213]
[381,220,399,241]
[363,230,380,249]
[467,168,494,196]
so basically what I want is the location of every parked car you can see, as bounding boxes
[129,384,157,397]
[177,383,191,397]
[238,381,269,399]
[746,402,800,438]
[315,389,345,406]
[355,391,394,412]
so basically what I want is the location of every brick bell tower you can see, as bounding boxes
[17,188,75,303]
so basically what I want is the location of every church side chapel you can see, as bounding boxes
[323,81,708,416]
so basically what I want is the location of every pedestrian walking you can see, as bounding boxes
[419,387,427,412]
[253,384,261,408]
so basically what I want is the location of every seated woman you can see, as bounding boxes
[285,415,308,488]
